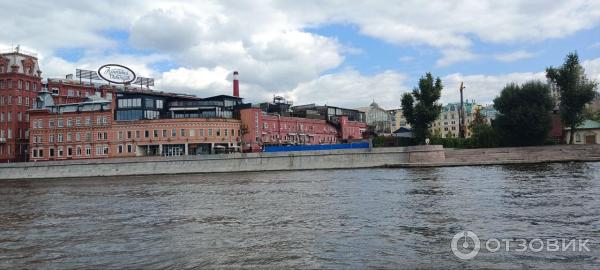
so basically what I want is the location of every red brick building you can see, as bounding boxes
[0,49,42,162]
[16,51,366,161]
[240,107,366,152]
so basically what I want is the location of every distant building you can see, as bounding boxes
[357,101,391,135]
[565,120,600,144]
[431,101,479,138]
[388,108,410,134]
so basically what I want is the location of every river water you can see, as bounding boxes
[0,162,599,269]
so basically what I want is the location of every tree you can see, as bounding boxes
[546,52,598,144]
[401,73,443,144]
[469,107,499,148]
[493,81,554,146]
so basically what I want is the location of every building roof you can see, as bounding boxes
[566,120,600,130]
[393,127,412,134]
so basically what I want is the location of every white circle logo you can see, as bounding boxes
[451,231,480,260]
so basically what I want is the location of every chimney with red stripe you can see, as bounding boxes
[233,71,239,97]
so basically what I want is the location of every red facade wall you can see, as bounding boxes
[240,108,366,152]
[0,53,42,162]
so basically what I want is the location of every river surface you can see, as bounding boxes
[1,162,599,269]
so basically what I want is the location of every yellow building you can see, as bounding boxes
[565,120,600,144]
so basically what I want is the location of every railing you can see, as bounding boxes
[0,47,38,57]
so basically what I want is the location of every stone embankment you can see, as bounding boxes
[0,145,598,180]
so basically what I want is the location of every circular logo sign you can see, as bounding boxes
[98,64,136,84]
[451,231,480,260]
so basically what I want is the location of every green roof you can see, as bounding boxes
[567,120,600,130]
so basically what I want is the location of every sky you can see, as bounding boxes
[1,0,600,109]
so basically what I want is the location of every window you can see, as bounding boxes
[145,130,149,138]
[127,144,133,153]
[49,119,54,128]
[85,117,91,126]
[118,131,124,140]
[67,147,73,156]
[86,132,92,142]
[67,118,72,127]
[576,133,581,142]
[172,129,177,137]
[66,133,72,142]
[76,132,81,141]
[216,129,221,136]
[49,134,54,143]
[49,148,55,157]
[57,118,64,128]
[162,129,167,137]
[57,134,63,142]
[154,130,158,138]
[189,129,195,137]
[224,129,228,136]
[118,145,124,154]
[199,129,204,137]
[85,145,91,156]
[180,129,185,137]
[127,131,132,139]
[17,96,22,105]
[76,146,82,156]
[76,118,81,126]
[208,128,212,136]
[136,130,140,138]
[57,147,63,157]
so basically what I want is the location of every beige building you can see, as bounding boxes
[388,109,410,132]
[565,120,600,144]
[431,102,481,138]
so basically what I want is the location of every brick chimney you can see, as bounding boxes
[233,71,239,97]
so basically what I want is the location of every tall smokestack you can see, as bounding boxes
[233,71,239,97]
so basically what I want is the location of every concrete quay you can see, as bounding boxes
[0,145,445,180]
[0,145,599,180]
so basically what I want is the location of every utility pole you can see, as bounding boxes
[459,82,466,139]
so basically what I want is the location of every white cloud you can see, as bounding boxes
[436,49,478,67]
[441,72,546,104]
[494,50,537,62]
[1,0,600,108]
[286,69,409,109]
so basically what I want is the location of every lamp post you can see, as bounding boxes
[459,82,466,139]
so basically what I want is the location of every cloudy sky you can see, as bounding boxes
[2,0,600,109]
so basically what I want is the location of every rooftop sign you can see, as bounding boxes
[98,64,136,84]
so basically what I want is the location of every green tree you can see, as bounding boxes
[493,81,554,146]
[401,73,443,144]
[546,52,598,144]
[469,107,498,148]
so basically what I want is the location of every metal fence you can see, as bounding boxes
[263,142,370,152]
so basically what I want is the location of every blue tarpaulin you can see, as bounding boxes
[263,142,370,152]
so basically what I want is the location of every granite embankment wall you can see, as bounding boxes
[0,146,445,180]
[441,144,600,166]
[0,145,598,180]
